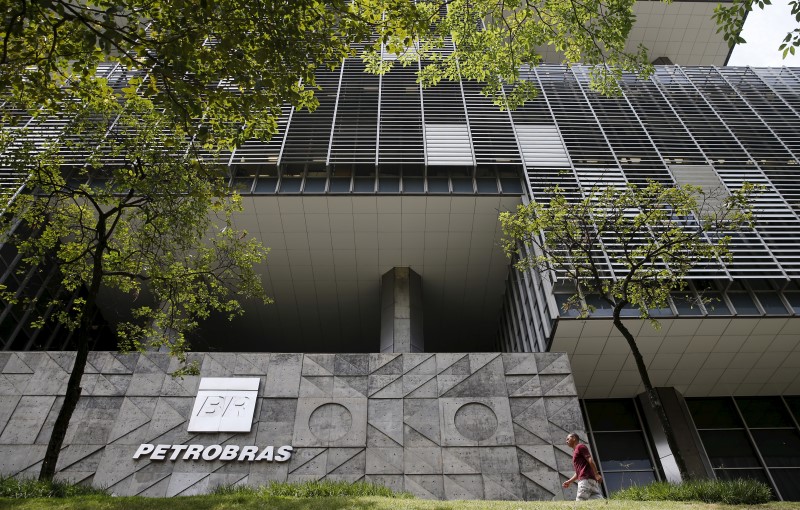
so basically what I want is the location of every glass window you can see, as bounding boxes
[279,178,302,193]
[783,292,800,313]
[688,398,742,429]
[427,177,449,193]
[231,177,253,193]
[671,292,703,315]
[500,177,523,194]
[353,178,375,193]
[771,469,800,500]
[751,429,800,467]
[700,430,761,468]
[329,177,351,192]
[585,295,613,317]
[728,292,761,315]
[702,292,731,315]
[603,471,656,493]
[555,294,581,317]
[451,178,474,193]
[737,397,794,428]
[593,431,654,470]
[755,292,789,315]
[304,177,326,193]
[475,178,498,193]
[379,178,400,193]
[585,400,641,431]
[254,177,277,193]
[403,177,425,193]
[785,397,800,423]
[714,468,770,486]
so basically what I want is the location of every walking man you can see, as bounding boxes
[562,432,604,500]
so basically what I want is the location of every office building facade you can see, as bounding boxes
[1,1,800,500]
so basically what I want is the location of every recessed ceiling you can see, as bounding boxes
[189,195,523,353]
[551,316,800,398]
[538,1,732,66]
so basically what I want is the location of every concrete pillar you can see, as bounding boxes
[380,267,423,353]
[637,387,714,482]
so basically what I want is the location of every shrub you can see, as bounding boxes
[211,480,413,498]
[611,478,773,505]
[0,476,108,498]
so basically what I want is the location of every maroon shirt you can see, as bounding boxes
[572,443,593,480]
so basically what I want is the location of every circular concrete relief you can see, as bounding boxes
[308,403,352,442]
[454,402,498,441]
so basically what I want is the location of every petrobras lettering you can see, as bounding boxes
[133,443,293,462]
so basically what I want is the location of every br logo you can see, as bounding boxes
[187,378,260,433]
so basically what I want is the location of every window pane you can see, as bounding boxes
[784,396,800,423]
[304,177,326,193]
[755,292,789,315]
[403,177,424,193]
[728,292,760,315]
[593,431,654,470]
[714,468,770,486]
[475,178,498,193]
[353,178,375,193]
[604,471,656,494]
[379,178,400,193]
[737,397,794,428]
[451,178,474,193]
[700,430,760,468]
[500,177,523,194]
[771,469,800,501]
[585,295,613,317]
[279,178,302,193]
[688,398,742,429]
[329,177,351,192]
[703,292,730,315]
[672,292,703,315]
[783,292,800,313]
[585,400,640,431]
[254,177,277,193]
[428,177,449,193]
[751,430,800,467]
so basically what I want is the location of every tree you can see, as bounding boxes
[1,0,652,138]
[0,91,270,480]
[0,0,658,484]
[714,0,800,58]
[499,181,758,480]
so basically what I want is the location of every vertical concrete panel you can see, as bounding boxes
[0,351,583,500]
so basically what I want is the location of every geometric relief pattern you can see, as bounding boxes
[0,352,583,500]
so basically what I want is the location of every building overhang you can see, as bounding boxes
[537,1,733,66]
[171,194,524,353]
[551,316,800,398]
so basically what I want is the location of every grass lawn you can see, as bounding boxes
[1,497,800,510]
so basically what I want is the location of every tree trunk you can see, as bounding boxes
[612,313,691,481]
[39,247,105,480]
[38,328,90,480]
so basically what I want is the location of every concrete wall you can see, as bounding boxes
[0,351,585,500]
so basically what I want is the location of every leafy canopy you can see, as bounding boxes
[2,0,653,148]
[714,0,800,58]
[1,90,270,368]
[500,181,759,322]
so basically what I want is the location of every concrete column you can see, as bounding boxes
[380,267,423,353]
[637,387,714,482]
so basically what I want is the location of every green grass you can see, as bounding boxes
[1,477,798,510]
[611,479,774,505]
[0,477,108,499]
[210,480,413,498]
[1,497,799,510]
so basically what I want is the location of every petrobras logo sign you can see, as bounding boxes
[188,377,259,432]
[132,377,293,463]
